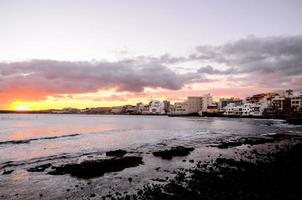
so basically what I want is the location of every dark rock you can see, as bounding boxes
[48,156,143,178]
[90,194,96,197]
[2,169,14,175]
[106,149,127,157]
[27,163,52,172]
[152,146,194,160]
[127,142,302,200]
[213,135,293,149]
[125,195,130,200]
[287,118,302,125]
[128,177,132,182]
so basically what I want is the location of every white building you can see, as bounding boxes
[149,100,165,114]
[224,103,242,116]
[202,94,213,112]
[171,102,188,115]
[224,102,267,116]
[251,103,268,116]
[291,93,302,112]
[242,103,253,116]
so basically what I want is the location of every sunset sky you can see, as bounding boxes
[0,0,302,110]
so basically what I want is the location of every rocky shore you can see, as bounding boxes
[114,135,302,200]
[1,131,302,199]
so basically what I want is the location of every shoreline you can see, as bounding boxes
[1,131,302,199]
[1,111,301,125]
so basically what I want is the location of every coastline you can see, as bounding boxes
[3,111,300,126]
[1,123,302,199]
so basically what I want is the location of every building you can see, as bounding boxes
[224,102,267,116]
[149,100,165,114]
[223,103,243,116]
[136,102,144,114]
[246,93,279,104]
[111,107,123,114]
[206,103,219,113]
[218,97,242,109]
[291,93,302,112]
[251,103,267,116]
[202,94,213,112]
[142,105,150,114]
[163,100,171,113]
[123,105,136,114]
[271,96,285,112]
[242,103,253,116]
[186,97,203,114]
[171,102,188,115]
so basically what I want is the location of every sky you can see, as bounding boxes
[0,0,302,110]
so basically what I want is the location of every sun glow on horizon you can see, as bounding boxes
[8,101,32,111]
[15,105,31,111]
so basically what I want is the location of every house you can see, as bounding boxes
[149,100,165,114]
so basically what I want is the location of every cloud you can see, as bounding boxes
[0,59,205,103]
[192,35,302,89]
[197,65,237,74]
[1,35,301,106]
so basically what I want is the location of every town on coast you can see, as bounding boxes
[5,89,301,123]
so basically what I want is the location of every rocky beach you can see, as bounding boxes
[0,114,301,199]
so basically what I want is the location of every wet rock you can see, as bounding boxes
[2,169,14,175]
[106,149,127,157]
[152,146,194,160]
[125,195,130,200]
[48,156,143,178]
[126,143,302,200]
[287,118,302,125]
[214,136,279,149]
[27,163,52,172]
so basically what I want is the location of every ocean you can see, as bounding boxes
[0,114,301,199]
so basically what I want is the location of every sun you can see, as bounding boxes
[15,105,31,111]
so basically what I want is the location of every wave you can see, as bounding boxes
[0,133,80,146]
